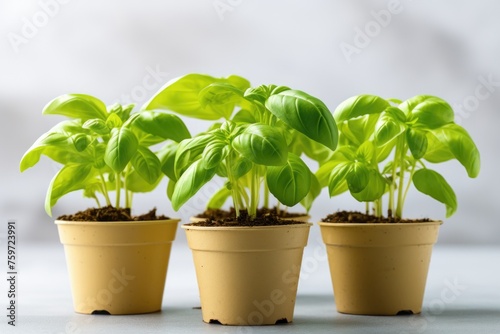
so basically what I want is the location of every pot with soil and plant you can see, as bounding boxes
[143,73,334,223]
[316,94,481,315]
[145,74,338,325]
[20,94,190,314]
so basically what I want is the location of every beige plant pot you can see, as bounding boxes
[56,219,180,315]
[183,223,312,325]
[318,221,442,315]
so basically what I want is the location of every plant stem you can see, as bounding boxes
[263,177,269,209]
[115,173,121,209]
[365,201,370,215]
[402,160,417,209]
[395,137,407,219]
[124,166,131,209]
[248,166,259,218]
[98,171,112,206]
[226,153,240,219]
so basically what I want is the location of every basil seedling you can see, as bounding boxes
[20,94,190,216]
[317,94,480,219]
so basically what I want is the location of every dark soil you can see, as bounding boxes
[195,207,307,220]
[57,206,169,222]
[321,211,431,224]
[187,209,305,227]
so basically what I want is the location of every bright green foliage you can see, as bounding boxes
[320,94,480,219]
[20,94,190,216]
[146,74,339,218]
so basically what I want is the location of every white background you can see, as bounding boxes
[1,0,499,245]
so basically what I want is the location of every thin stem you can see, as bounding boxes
[115,173,121,209]
[98,171,112,206]
[226,153,240,218]
[365,201,370,215]
[395,137,407,219]
[263,177,270,209]
[402,160,418,209]
[248,166,259,218]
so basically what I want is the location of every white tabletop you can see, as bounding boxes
[3,241,500,334]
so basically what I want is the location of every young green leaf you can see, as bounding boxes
[83,119,110,135]
[126,169,163,193]
[346,162,370,194]
[413,168,457,217]
[327,161,352,196]
[266,153,312,206]
[131,146,161,184]
[43,94,108,120]
[45,164,96,216]
[400,96,454,129]
[201,140,228,170]
[350,169,386,202]
[338,113,380,146]
[174,134,215,178]
[406,128,428,159]
[171,159,217,210]
[104,127,139,173]
[133,111,191,142]
[334,94,389,123]
[232,124,288,166]
[429,123,480,178]
[266,89,338,150]
[300,172,322,212]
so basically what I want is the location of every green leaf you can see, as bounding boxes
[374,113,406,146]
[232,124,288,166]
[199,83,255,120]
[428,124,480,178]
[157,143,178,181]
[413,169,457,217]
[201,140,228,169]
[334,94,390,123]
[266,90,338,150]
[356,141,375,163]
[106,113,123,128]
[346,162,369,194]
[231,157,252,179]
[131,146,161,184]
[267,153,312,206]
[83,119,110,135]
[70,134,90,152]
[300,172,321,212]
[104,127,139,172]
[328,161,352,196]
[400,95,454,129]
[126,169,162,193]
[166,179,176,201]
[43,94,108,120]
[133,111,191,143]
[174,134,214,178]
[338,113,380,146]
[407,128,428,159]
[171,159,217,210]
[207,186,232,209]
[423,131,455,163]
[351,169,386,202]
[232,109,258,123]
[45,164,96,216]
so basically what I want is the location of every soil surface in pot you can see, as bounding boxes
[188,209,305,227]
[195,207,307,220]
[57,206,169,222]
[322,211,431,224]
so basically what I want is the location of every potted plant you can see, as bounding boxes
[19,94,190,314]
[317,94,481,315]
[146,75,338,325]
[143,73,332,221]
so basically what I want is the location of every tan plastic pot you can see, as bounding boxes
[56,219,179,315]
[183,223,312,325]
[319,221,442,315]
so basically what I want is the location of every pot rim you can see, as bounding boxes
[182,222,313,231]
[318,220,443,227]
[55,218,181,226]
